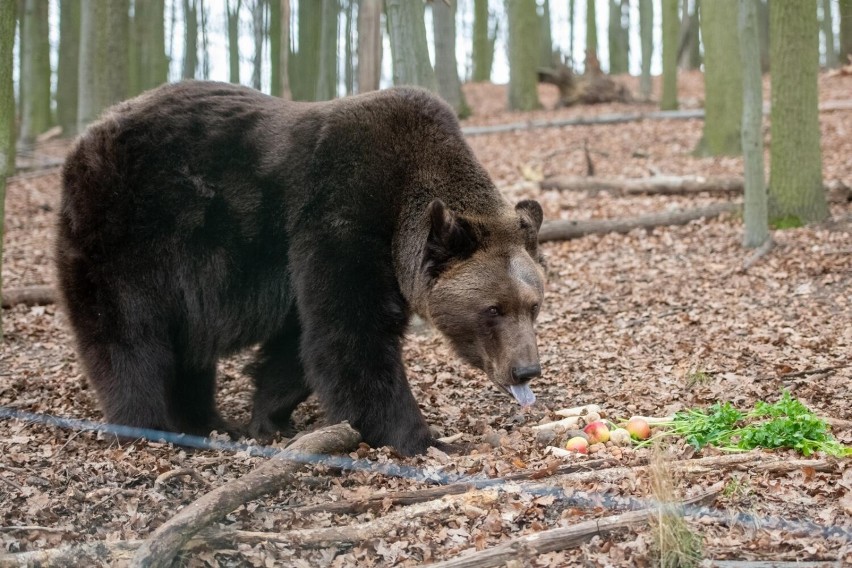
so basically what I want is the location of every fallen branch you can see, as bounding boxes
[1,286,56,308]
[130,422,361,568]
[741,237,775,271]
[538,203,740,242]
[540,175,850,202]
[422,483,724,568]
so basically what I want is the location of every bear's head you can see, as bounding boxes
[423,199,546,407]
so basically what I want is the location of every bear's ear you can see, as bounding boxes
[515,199,543,257]
[423,199,480,279]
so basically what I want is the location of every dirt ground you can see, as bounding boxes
[1,72,851,567]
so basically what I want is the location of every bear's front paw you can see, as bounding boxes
[248,414,298,443]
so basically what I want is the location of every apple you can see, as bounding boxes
[583,421,610,445]
[564,436,589,454]
[609,428,632,446]
[625,418,651,441]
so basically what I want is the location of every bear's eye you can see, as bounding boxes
[531,303,540,317]
[486,306,501,317]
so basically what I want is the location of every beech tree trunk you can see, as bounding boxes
[280,0,291,99]
[386,0,436,90]
[183,0,198,79]
[821,0,837,67]
[738,0,768,248]
[697,0,742,156]
[608,0,628,74]
[292,0,321,100]
[639,0,653,101]
[133,0,168,92]
[585,0,597,71]
[661,0,679,110]
[357,0,382,92]
[78,0,108,132]
[433,0,469,116]
[540,0,553,67]
[57,0,80,136]
[508,0,541,110]
[226,0,241,84]
[269,0,280,95]
[769,0,827,224]
[472,0,491,81]
[840,0,852,64]
[20,0,52,145]
[316,0,338,100]
[0,0,15,340]
[105,0,129,105]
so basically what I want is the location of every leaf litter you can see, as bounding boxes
[1,71,851,566]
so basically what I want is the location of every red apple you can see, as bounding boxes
[625,418,651,441]
[583,421,611,445]
[564,436,589,454]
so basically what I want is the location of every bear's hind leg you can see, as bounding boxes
[248,310,312,440]
[170,359,235,437]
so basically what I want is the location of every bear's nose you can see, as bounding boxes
[511,364,541,382]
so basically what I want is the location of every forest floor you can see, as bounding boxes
[1,71,851,567]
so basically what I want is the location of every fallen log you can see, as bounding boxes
[129,422,361,568]
[422,483,724,568]
[538,203,740,242]
[541,175,851,202]
[1,286,55,308]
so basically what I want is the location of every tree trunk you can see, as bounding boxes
[433,0,470,117]
[280,0,291,99]
[182,0,198,79]
[769,1,827,224]
[0,0,15,341]
[386,0,436,89]
[20,0,52,145]
[78,0,108,132]
[226,0,241,84]
[821,0,837,67]
[251,0,264,91]
[660,0,679,110]
[738,0,768,248]
[105,0,129,106]
[357,0,382,92]
[840,0,852,65]
[585,0,597,71]
[540,0,552,67]
[292,0,321,100]
[756,0,769,71]
[696,0,742,156]
[134,0,168,91]
[508,0,541,110]
[57,0,80,137]
[569,0,575,64]
[639,0,653,101]
[344,0,354,94]
[688,0,702,69]
[316,0,338,100]
[200,0,209,78]
[269,0,280,95]
[608,0,628,74]
[472,0,490,81]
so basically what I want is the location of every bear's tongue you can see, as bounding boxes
[508,383,536,407]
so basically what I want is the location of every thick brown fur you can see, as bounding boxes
[56,81,545,456]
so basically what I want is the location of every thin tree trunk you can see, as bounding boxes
[756,0,769,71]
[20,0,52,145]
[182,0,198,79]
[540,0,552,67]
[251,0,264,90]
[0,0,15,341]
[472,0,489,80]
[769,0,827,224]
[135,0,168,91]
[821,0,836,67]
[433,0,469,117]
[280,0,291,99]
[386,0,436,89]
[507,0,541,110]
[344,0,354,94]
[739,0,768,248]
[226,0,241,84]
[57,0,80,136]
[696,0,742,156]
[78,0,108,132]
[269,0,280,95]
[688,0,702,69]
[105,0,129,105]
[316,0,338,100]
[585,0,597,71]
[639,0,653,101]
[200,0,209,79]
[661,0,679,110]
[608,0,628,74]
[357,0,382,92]
[840,0,852,65]
[292,0,321,100]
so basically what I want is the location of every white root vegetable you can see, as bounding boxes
[554,404,602,418]
[545,446,575,458]
[532,416,581,431]
[628,415,674,425]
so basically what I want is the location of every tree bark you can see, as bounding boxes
[540,0,553,67]
[822,0,837,67]
[472,0,490,81]
[840,0,852,65]
[344,0,354,94]
[129,423,361,568]
[738,0,769,248]
[57,0,80,137]
[133,0,168,92]
[608,0,628,74]
[697,0,742,156]
[280,0,291,99]
[226,0,241,84]
[661,0,679,110]
[585,0,597,71]
[639,0,653,101]
[78,0,108,132]
[182,0,198,79]
[357,0,382,92]
[433,0,470,117]
[0,0,15,341]
[316,0,338,100]
[538,203,740,242]
[769,1,828,224]
[269,0,280,95]
[386,0,436,90]
[507,0,541,110]
[104,0,129,106]
[251,0,264,91]
[20,0,52,145]
[292,0,321,100]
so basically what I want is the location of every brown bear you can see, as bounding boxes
[56,81,545,456]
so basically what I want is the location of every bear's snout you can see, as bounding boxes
[511,364,541,382]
